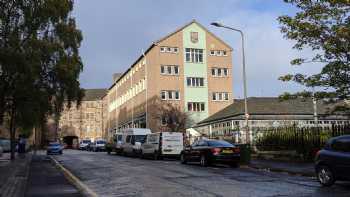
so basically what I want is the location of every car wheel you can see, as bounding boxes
[59,150,63,155]
[180,153,187,164]
[317,165,336,187]
[153,151,159,160]
[200,154,208,167]
[139,151,144,159]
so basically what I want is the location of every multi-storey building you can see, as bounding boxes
[106,20,233,135]
[58,89,107,146]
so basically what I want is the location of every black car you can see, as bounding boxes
[315,135,350,186]
[180,139,240,167]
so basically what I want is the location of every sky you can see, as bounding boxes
[73,0,323,98]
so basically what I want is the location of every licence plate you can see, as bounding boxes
[222,150,233,153]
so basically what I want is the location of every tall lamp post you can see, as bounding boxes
[211,22,250,144]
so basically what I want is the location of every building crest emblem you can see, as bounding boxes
[190,32,198,43]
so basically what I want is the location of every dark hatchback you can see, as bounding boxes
[315,135,350,186]
[180,139,240,167]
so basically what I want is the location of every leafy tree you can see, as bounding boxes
[278,0,350,101]
[153,102,191,133]
[0,0,84,159]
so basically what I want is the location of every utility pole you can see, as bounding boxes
[211,22,249,144]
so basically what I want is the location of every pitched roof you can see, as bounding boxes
[108,20,232,90]
[198,97,347,124]
[82,89,107,101]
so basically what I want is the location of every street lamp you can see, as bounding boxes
[211,22,250,144]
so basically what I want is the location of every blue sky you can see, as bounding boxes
[73,0,321,98]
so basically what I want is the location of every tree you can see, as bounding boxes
[278,0,350,100]
[0,0,84,159]
[153,102,191,133]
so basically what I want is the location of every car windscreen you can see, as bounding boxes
[82,140,91,143]
[207,140,233,147]
[49,143,60,146]
[134,135,146,143]
[97,141,106,144]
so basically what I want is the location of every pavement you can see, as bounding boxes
[0,153,31,197]
[25,152,82,197]
[249,159,315,177]
[53,149,350,197]
[0,151,81,197]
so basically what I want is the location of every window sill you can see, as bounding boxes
[160,74,180,76]
[186,86,206,88]
[211,76,229,78]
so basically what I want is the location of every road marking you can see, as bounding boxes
[50,156,98,197]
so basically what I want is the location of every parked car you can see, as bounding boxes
[46,142,63,155]
[121,128,151,156]
[180,139,240,167]
[0,138,11,153]
[140,132,184,159]
[106,133,124,155]
[90,139,107,152]
[0,146,3,157]
[315,135,350,186]
[79,139,91,150]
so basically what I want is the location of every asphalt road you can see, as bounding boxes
[53,150,350,197]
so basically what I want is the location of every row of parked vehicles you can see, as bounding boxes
[79,139,107,152]
[106,128,241,167]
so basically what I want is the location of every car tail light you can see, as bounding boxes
[211,148,221,155]
[233,147,240,153]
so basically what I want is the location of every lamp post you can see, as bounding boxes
[211,22,250,144]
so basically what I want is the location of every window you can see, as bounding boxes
[126,135,132,143]
[224,93,229,100]
[187,77,204,87]
[212,93,217,101]
[161,91,166,100]
[185,48,204,63]
[160,46,178,53]
[332,140,350,152]
[211,68,229,77]
[161,116,167,126]
[174,66,179,74]
[223,68,228,76]
[210,50,227,57]
[198,140,208,146]
[187,102,205,112]
[160,65,179,75]
[167,66,171,74]
[168,91,173,99]
[212,92,229,101]
[160,90,180,100]
[175,91,179,100]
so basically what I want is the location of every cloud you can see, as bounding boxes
[212,9,323,97]
[74,1,323,97]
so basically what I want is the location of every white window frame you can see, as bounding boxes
[187,102,205,112]
[186,77,205,87]
[185,48,204,63]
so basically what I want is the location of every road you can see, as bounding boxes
[53,150,350,197]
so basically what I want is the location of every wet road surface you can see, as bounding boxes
[53,150,350,197]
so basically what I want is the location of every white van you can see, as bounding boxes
[121,128,151,156]
[141,132,184,159]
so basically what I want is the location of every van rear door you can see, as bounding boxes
[161,132,183,155]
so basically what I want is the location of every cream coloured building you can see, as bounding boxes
[105,20,234,136]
